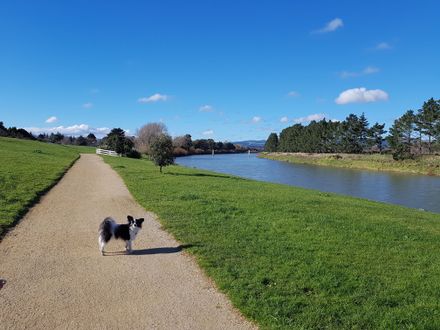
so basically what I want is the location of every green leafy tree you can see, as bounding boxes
[368,123,386,152]
[388,110,416,160]
[103,128,134,155]
[417,98,440,153]
[150,134,175,173]
[264,133,279,152]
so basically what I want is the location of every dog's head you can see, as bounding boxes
[127,215,144,229]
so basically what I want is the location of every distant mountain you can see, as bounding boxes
[233,140,266,149]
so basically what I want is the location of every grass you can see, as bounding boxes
[260,152,440,176]
[0,137,87,236]
[103,155,440,329]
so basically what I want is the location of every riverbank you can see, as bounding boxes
[105,155,440,329]
[260,152,440,176]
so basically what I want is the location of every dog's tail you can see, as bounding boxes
[98,217,116,254]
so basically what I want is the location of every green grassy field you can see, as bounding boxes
[104,156,440,329]
[0,137,89,236]
[261,152,440,176]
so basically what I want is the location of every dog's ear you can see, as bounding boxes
[138,218,144,223]
[127,215,134,223]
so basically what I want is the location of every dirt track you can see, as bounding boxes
[0,154,256,329]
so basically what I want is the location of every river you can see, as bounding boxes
[175,153,440,213]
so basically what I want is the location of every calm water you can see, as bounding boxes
[176,153,440,213]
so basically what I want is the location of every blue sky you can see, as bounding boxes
[1,0,439,141]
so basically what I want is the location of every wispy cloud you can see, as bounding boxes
[82,102,93,109]
[138,93,169,103]
[45,116,57,123]
[287,91,300,97]
[251,116,262,123]
[202,129,214,136]
[293,113,326,124]
[199,104,214,112]
[313,18,343,34]
[375,42,392,50]
[335,87,389,105]
[339,66,380,78]
[280,116,289,123]
[25,124,111,137]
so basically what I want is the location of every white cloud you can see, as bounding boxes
[375,42,392,50]
[25,124,111,137]
[340,66,379,78]
[293,113,326,124]
[138,93,169,103]
[199,104,214,112]
[314,18,343,33]
[335,87,389,105]
[82,102,93,109]
[45,116,57,123]
[202,129,214,136]
[280,116,289,123]
[287,91,300,97]
[251,116,262,123]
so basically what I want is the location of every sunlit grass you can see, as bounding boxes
[0,137,82,236]
[105,155,440,329]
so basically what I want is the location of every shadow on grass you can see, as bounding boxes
[104,244,197,256]
[165,172,238,179]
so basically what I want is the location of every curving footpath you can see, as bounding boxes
[0,154,256,330]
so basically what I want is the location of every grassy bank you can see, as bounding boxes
[104,155,440,329]
[0,137,89,236]
[260,152,440,176]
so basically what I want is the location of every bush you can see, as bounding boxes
[392,144,413,161]
[126,149,142,159]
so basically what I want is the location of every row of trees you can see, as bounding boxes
[36,132,98,146]
[265,98,440,160]
[0,122,35,140]
[266,113,386,154]
[388,98,440,159]
[135,122,239,156]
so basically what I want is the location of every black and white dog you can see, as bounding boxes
[98,215,144,255]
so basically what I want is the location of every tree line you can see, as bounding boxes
[265,98,440,160]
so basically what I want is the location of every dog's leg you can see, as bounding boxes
[99,236,106,256]
[126,240,132,254]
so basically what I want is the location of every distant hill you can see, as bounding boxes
[233,140,266,149]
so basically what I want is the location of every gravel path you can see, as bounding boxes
[0,154,256,330]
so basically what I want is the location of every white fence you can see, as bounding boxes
[96,148,120,157]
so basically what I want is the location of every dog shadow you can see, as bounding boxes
[104,244,195,256]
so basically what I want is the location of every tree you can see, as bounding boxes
[368,123,386,152]
[0,122,8,137]
[135,122,168,154]
[387,110,416,160]
[76,135,88,146]
[149,134,175,173]
[86,133,97,146]
[173,134,192,151]
[417,98,440,153]
[103,128,134,155]
[264,133,279,152]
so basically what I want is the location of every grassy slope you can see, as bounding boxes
[0,137,86,236]
[261,152,440,176]
[104,156,440,329]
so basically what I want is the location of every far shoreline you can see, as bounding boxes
[260,152,440,177]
